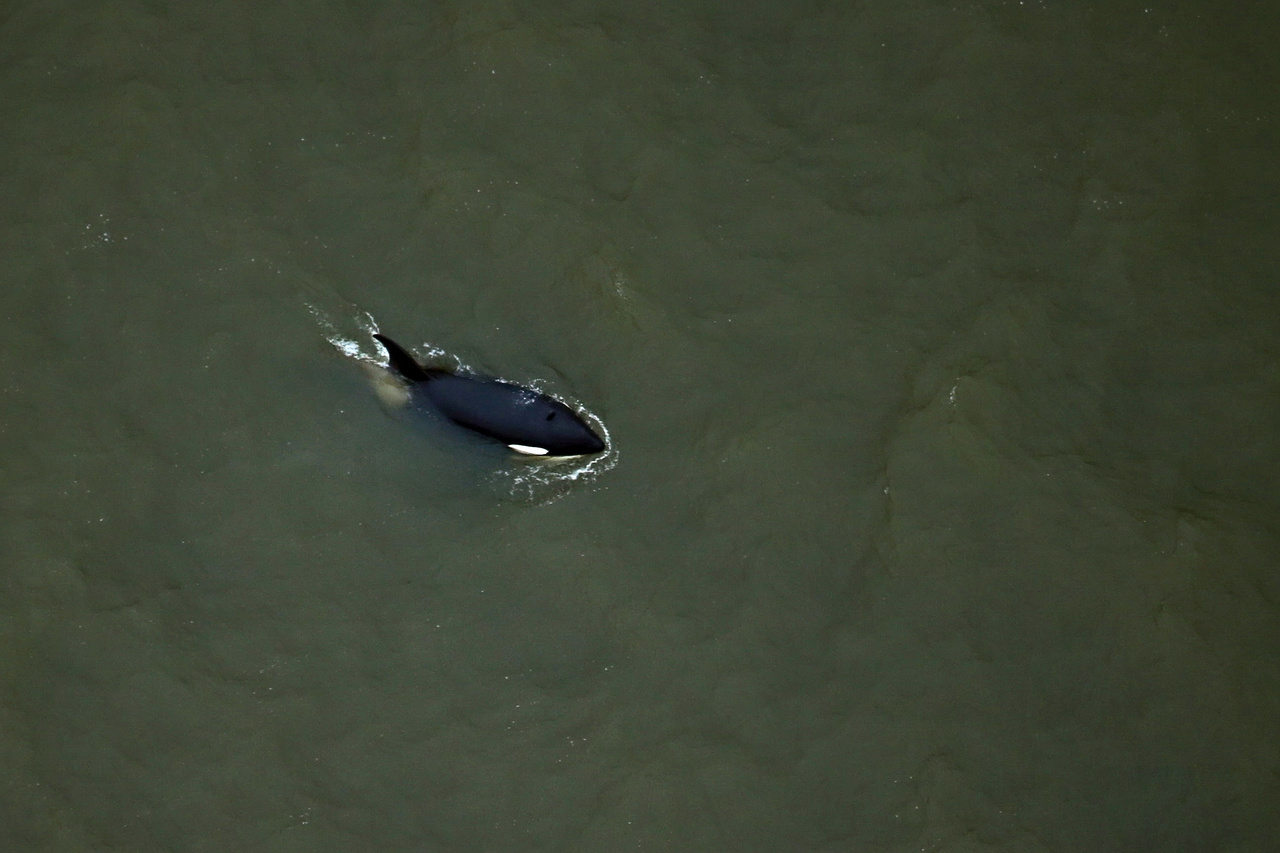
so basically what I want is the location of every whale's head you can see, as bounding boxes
[508,397,606,457]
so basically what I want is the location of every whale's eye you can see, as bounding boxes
[546,412,556,421]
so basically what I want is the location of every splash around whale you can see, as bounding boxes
[372,333,607,458]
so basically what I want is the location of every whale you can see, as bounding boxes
[373,333,606,457]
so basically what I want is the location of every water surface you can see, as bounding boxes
[2,1,1277,850]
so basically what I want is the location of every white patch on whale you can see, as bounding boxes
[507,443,550,456]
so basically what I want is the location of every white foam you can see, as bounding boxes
[308,304,383,365]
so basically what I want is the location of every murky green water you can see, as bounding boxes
[2,1,1277,850]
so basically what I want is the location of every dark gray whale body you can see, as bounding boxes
[374,334,606,457]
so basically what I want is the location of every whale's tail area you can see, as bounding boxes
[374,334,432,383]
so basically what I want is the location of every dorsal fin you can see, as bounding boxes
[373,334,432,382]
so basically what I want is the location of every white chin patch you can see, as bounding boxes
[508,444,550,456]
